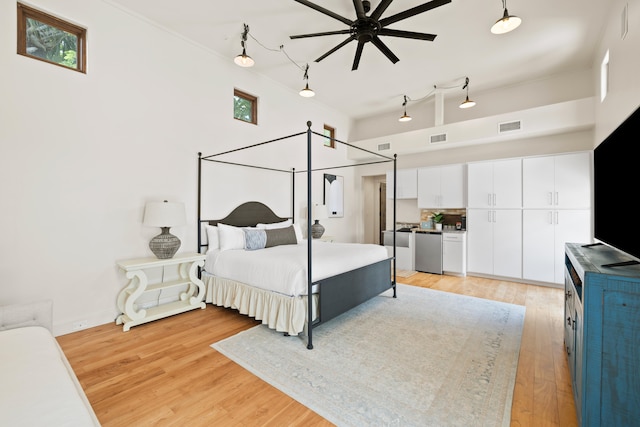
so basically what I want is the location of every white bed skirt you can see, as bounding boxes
[204,275,317,336]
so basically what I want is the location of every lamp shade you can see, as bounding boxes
[312,204,328,220]
[143,201,186,227]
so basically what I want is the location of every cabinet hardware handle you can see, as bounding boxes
[493,193,496,206]
[548,192,553,205]
[555,191,559,205]
[488,193,492,206]
[567,316,572,326]
[548,211,553,224]
[488,211,492,222]
[555,211,559,225]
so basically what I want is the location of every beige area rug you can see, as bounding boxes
[212,284,525,427]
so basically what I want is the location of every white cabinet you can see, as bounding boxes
[115,253,206,331]
[386,168,417,199]
[467,209,522,279]
[522,152,591,209]
[417,164,465,208]
[467,159,522,208]
[443,232,466,276]
[523,209,592,284]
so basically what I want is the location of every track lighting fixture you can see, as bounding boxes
[299,64,315,98]
[399,95,412,122]
[459,77,476,109]
[234,23,255,67]
[490,0,522,34]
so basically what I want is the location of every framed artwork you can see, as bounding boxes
[324,174,344,218]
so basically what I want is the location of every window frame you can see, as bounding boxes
[323,124,336,148]
[17,3,87,73]
[233,88,258,125]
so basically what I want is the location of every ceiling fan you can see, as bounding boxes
[289,0,452,71]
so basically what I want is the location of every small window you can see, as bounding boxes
[17,3,86,73]
[323,124,336,148]
[233,89,258,124]
[600,50,609,103]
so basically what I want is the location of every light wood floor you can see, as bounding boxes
[57,274,577,426]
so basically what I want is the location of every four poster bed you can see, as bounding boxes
[197,122,398,349]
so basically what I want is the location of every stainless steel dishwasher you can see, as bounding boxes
[414,232,443,274]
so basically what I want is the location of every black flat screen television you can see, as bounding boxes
[594,104,640,264]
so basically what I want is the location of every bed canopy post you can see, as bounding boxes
[291,168,295,223]
[305,121,314,350]
[392,154,397,298]
[197,152,202,253]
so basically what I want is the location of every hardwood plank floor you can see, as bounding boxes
[57,274,577,426]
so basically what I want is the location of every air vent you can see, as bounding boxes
[377,142,391,151]
[498,120,522,133]
[429,133,447,144]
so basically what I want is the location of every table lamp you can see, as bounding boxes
[143,200,186,259]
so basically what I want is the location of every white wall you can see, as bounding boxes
[593,0,640,143]
[0,0,353,335]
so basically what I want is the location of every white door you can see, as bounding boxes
[467,209,494,275]
[493,209,522,278]
[554,153,592,209]
[493,159,522,208]
[467,162,494,208]
[522,209,556,283]
[554,210,591,282]
[523,156,555,208]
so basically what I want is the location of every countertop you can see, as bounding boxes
[384,228,467,235]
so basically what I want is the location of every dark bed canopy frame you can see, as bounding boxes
[197,121,398,349]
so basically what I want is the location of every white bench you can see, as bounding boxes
[0,300,100,426]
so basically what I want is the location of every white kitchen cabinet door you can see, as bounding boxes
[417,164,464,208]
[387,168,417,199]
[467,209,494,275]
[440,164,465,208]
[467,159,521,208]
[492,209,522,278]
[417,167,440,207]
[523,152,591,209]
[467,209,522,279]
[523,209,591,284]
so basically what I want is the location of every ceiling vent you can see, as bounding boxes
[429,133,447,144]
[377,142,391,151]
[498,120,522,133]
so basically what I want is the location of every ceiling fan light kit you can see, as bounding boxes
[491,0,522,34]
[290,0,452,71]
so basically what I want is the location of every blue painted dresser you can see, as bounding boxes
[564,243,640,426]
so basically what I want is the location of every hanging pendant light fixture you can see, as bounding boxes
[299,64,315,97]
[459,77,476,109]
[234,24,255,67]
[399,95,412,122]
[491,0,522,34]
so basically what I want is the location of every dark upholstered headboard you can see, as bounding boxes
[205,201,289,227]
[198,201,291,253]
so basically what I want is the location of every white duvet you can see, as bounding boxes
[205,241,389,296]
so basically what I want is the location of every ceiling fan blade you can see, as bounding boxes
[290,29,352,39]
[379,0,451,27]
[315,36,356,62]
[371,36,399,64]
[352,41,365,70]
[293,0,353,26]
[353,0,366,19]
[370,0,394,21]
[378,28,437,41]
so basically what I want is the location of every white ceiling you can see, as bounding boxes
[110,0,610,120]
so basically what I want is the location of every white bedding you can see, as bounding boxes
[205,241,389,296]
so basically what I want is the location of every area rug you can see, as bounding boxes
[212,284,525,427]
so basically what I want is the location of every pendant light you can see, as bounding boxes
[234,24,255,67]
[398,95,412,122]
[491,0,522,34]
[299,64,315,97]
[459,77,476,109]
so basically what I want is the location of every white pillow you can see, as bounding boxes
[292,223,303,243]
[205,225,219,250]
[256,219,292,229]
[218,223,246,251]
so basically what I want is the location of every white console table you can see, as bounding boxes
[116,252,206,331]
